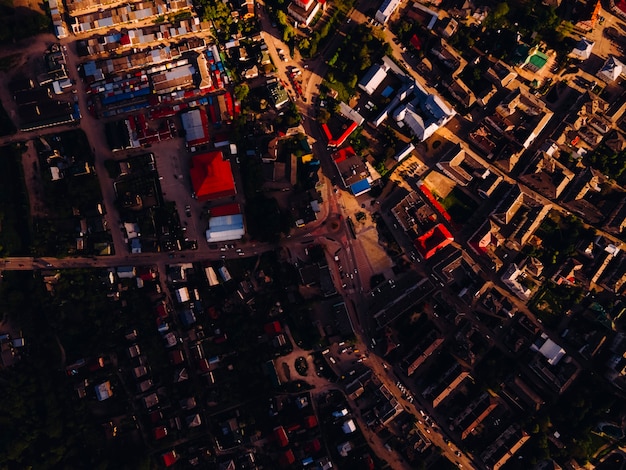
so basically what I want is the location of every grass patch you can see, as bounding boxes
[0,143,31,256]
[439,187,477,224]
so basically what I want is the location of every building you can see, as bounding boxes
[480,425,530,470]
[501,263,532,300]
[95,381,113,401]
[331,146,372,196]
[489,88,554,150]
[181,108,210,148]
[598,56,626,83]
[377,79,456,141]
[267,79,289,109]
[358,62,391,95]
[394,142,415,162]
[189,150,236,201]
[205,204,245,242]
[150,63,196,94]
[287,0,321,26]
[414,224,454,260]
[519,143,574,199]
[530,333,566,366]
[570,37,595,60]
[375,0,401,24]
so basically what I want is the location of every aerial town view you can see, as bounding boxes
[3,0,626,468]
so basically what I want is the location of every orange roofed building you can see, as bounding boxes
[189,150,236,201]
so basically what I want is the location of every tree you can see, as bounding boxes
[234,83,250,102]
[493,2,510,20]
[317,109,331,124]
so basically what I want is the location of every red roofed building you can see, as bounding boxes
[210,203,241,217]
[161,450,178,467]
[414,223,454,259]
[322,120,358,148]
[304,415,318,428]
[154,425,168,440]
[279,449,296,467]
[410,34,422,50]
[169,349,185,365]
[264,321,283,335]
[190,150,236,201]
[305,438,322,453]
[155,301,169,319]
[274,426,289,447]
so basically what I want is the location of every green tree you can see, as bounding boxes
[317,109,331,124]
[234,83,250,102]
[493,2,510,20]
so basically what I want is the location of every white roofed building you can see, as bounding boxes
[375,0,401,24]
[598,56,626,83]
[570,37,594,60]
[358,63,390,95]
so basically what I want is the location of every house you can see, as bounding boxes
[274,426,289,447]
[143,392,160,409]
[337,441,353,457]
[402,336,444,376]
[341,419,357,434]
[452,392,499,440]
[175,287,190,303]
[394,142,415,162]
[279,449,296,467]
[154,425,168,440]
[436,143,478,187]
[189,150,236,201]
[161,450,179,467]
[116,266,136,279]
[95,381,113,401]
